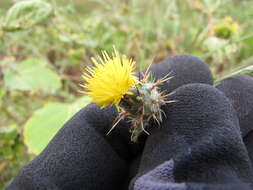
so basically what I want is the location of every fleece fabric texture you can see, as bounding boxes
[7,107,127,190]
[216,74,253,169]
[149,54,213,92]
[131,83,253,190]
[216,75,253,137]
[7,55,225,190]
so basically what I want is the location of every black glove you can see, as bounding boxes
[216,75,253,137]
[7,55,213,190]
[217,75,253,167]
[130,83,253,190]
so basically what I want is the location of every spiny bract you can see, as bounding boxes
[82,50,137,109]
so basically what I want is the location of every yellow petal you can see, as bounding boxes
[82,49,137,109]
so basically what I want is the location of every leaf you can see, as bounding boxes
[0,124,18,160]
[23,97,91,155]
[3,0,53,32]
[214,65,253,85]
[4,58,61,93]
[0,124,18,142]
[202,0,223,12]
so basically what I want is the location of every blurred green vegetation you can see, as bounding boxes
[0,0,253,188]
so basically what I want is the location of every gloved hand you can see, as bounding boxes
[130,83,253,190]
[7,55,213,190]
[216,75,253,167]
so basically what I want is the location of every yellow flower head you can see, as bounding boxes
[82,50,137,109]
[214,16,239,39]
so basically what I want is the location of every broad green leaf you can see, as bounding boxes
[4,58,61,93]
[24,97,91,155]
[3,0,53,32]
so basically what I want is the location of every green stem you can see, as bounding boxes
[214,65,253,85]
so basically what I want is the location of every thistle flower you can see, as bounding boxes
[214,16,239,40]
[82,49,173,142]
[82,50,137,109]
